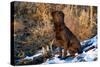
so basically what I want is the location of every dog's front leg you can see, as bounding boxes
[58,47,62,58]
[63,43,67,58]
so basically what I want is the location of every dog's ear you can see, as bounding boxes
[51,11,64,18]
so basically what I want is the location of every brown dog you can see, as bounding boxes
[51,11,82,58]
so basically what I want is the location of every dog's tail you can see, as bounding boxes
[77,45,83,54]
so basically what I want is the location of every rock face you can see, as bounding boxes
[13,2,97,65]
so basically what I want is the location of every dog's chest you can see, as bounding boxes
[55,31,63,40]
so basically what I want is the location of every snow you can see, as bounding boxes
[24,50,43,60]
[84,49,97,61]
[24,53,42,60]
[23,35,97,64]
[81,36,97,52]
[42,55,65,64]
[43,35,97,64]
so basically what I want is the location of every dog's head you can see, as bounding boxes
[51,11,64,23]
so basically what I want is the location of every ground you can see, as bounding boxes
[16,35,97,65]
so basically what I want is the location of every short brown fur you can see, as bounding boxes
[51,11,81,58]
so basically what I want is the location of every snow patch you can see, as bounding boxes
[44,35,98,64]
[23,35,97,64]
